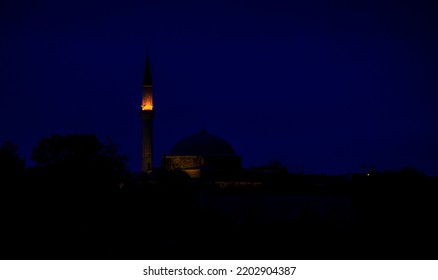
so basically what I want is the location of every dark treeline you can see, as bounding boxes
[1,135,438,260]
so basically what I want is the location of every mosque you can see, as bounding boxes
[137,54,353,228]
[140,54,243,179]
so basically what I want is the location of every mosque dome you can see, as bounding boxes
[169,129,237,156]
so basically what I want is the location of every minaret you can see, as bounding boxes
[140,53,155,172]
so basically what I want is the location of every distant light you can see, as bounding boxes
[366,173,370,176]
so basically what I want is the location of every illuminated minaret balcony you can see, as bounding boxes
[141,86,153,111]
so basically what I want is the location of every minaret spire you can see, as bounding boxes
[140,51,155,172]
[143,51,152,86]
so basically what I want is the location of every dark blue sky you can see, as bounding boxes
[1,0,437,175]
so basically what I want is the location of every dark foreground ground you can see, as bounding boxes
[1,172,438,260]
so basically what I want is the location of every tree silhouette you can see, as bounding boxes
[19,134,131,258]
[0,142,29,258]
[0,140,25,182]
[30,134,128,191]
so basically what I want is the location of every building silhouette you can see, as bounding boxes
[163,129,242,178]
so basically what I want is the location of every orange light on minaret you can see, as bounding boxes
[140,53,155,172]
[141,90,153,111]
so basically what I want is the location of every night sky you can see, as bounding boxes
[1,0,437,175]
